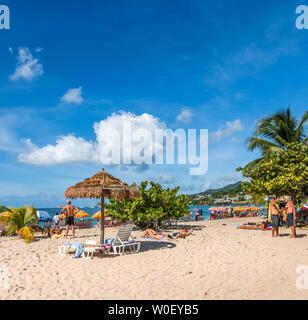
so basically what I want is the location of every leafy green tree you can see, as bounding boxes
[106,181,191,229]
[237,142,308,204]
[0,205,38,243]
[245,107,308,169]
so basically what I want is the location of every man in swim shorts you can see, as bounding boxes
[285,196,297,239]
[269,197,283,237]
[61,200,78,239]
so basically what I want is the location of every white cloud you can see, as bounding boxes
[35,47,44,53]
[153,174,176,184]
[18,111,166,168]
[176,107,193,124]
[205,31,300,91]
[9,47,44,81]
[61,87,84,104]
[18,136,97,166]
[211,119,244,142]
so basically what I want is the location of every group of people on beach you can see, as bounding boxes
[52,196,297,241]
[54,200,194,241]
[193,207,203,221]
[269,196,297,238]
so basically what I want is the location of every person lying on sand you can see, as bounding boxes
[142,228,193,240]
[142,229,172,240]
[172,228,193,239]
[50,227,63,237]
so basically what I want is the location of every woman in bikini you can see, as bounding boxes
[142,229,171,240]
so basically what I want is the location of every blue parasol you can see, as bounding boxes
[37,211,52,222]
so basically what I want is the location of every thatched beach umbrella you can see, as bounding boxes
[64,168,140,244]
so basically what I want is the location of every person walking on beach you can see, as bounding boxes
[269,197,282,237]
[61,200,78,239]
[53,212,60,229]
[284,196,297,239]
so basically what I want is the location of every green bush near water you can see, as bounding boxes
[106,181,191,229]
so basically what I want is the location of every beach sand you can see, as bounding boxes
[1,217,308,300]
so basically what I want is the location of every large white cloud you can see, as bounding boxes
[9,47,44,81]
[18,112,166,168]
[61,87,84,104]
[18,136,97,166]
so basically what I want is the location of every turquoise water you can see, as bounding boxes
[38,205,212,225]
[38,205,265,226]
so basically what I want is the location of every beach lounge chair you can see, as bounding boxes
[76,220,86,229]
[59,220,66,227]
[43,222,52,237]
[111,223,141,254]
[82,240,111,258]
[58,240,111,259]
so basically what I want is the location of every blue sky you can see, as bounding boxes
[0,0,308,207]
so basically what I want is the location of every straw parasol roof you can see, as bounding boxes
[64,168,139,200]
[64,168,140,244]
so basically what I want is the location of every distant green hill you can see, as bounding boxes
[191,181,242,197]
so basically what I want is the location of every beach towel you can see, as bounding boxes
[64,242,84,259]
[135,237,168,242]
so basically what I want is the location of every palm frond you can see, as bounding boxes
[0,205,13,213]
[17,227,35,243]
[296,109,308,140]
[246,137,283,153]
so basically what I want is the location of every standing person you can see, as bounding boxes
[53,212,60,229]
[269,197,282,237]
[193,207,199,222]
[285,196,297,239]
[222,205,227,217]
[199,209,203,221]
[61,200,78,239]
[195,209,200,222]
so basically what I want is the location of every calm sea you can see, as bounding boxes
[38,205,265,225]
[37,205,215,225]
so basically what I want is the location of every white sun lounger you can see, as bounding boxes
[112,223,141,254]
[58,240,111,259]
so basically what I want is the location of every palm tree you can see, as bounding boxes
[245,107,308,168]
[0,205,38,243]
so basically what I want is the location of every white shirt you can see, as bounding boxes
[53,215,60,224]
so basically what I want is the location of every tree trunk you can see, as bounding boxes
[100,195,105,245]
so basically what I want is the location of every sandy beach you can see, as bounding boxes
[1,217,308,300]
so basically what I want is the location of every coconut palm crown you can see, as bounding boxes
[245,107,308,168]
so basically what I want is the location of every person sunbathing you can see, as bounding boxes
[50,227,63,237]
[173,228,193,239]
[142,229,171,240]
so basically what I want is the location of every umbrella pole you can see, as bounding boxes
[100,195,105,245]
